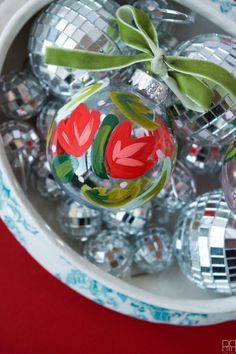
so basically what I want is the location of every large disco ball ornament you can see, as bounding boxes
[222,139,236,215]
[0,70,47,120]
[175,190,236,295]
[167,34,236,146]
[47,78,176,211]
[28,0,130,98]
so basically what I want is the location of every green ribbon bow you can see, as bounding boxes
[45,5,236,112]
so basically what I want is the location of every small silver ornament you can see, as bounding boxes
[167,34,236,146]
[36,98,63,139]
[57,198,102,241]
[103,202,152,236]
[180,142,224,175]
[0,120,41,191]
[31,153,63,200]
[134,227,174,273]
[28,0,131,98]
[0,70,47,120]
[84,230,133,278]
[153,160,196,210]
[175,190,236,295]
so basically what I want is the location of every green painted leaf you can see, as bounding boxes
[65,82,104,110]
[169,71,214,112]
[51,154,74,183]
[81,182,140,208]
[224,140,236,164]
[110,91,158,130]
[91,114,119,179]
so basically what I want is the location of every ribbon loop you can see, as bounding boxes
[45,5,236,113]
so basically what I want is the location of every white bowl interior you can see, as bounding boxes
[1,0,236,314]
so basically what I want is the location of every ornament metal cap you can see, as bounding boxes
[130,69,168,104]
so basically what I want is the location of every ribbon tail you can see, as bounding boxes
[45,47,153,71]
[169,71,214,112]
[162,74,206,112]
[166,56,236,98]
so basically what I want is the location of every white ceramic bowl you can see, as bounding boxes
[0,0,236,326]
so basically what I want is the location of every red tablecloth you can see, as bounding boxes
[0,219,235,354]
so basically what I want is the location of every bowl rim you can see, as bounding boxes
[0,0,236,315]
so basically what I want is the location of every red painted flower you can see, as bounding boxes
[57,103,100,157]
[104,121,157,179]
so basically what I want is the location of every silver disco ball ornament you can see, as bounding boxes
[31,153,63,200]
[103,202,152,236]
[153,160,196,210]
[180,142,224,175]
[134,226,174,273]
[84,230,133,277]
[175,190,236,295]
[28,0,131,98]
[36,98,64,140]
[57,197,102,241]
[167,34,236,146]
[0,70,47,120]
[0,121,41,191]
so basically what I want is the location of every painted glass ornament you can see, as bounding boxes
[28,0,131,98]
[84,230,133,277]
[0,70,47,120]
[134,227,174,273]
[47,73,176,211]
[167,34,236,146]
[175,190,236,295]
[180,142,224,175]
[103,202,152,236]
[31,153,63,200]
[36,99,64,140]
[153,160,196,210]
[0,121,41,191]
[57,198,102,241]
[222,139,236,214]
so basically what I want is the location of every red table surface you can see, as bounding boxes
[0,219,235,354]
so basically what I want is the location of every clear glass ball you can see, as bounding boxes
[153,160,197,210]
[103,203,152,236]
[167,34,236,146]
[222,139,236,214]
[84,230,133,277]
[47,80,176,211]
[175,190,236,295]
[180,142,224,175]
[134,227,174,273]
[28,0,131,98]
[0,70,47,120]
[57,197,102,241]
